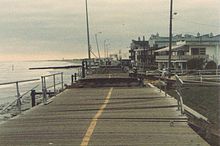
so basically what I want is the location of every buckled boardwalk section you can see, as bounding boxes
[0,72,209,145]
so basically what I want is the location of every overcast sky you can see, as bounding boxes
[0,0,219,61]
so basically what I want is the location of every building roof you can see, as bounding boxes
[155,44,186,52]
[131,40,149,46]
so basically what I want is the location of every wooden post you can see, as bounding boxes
[85,61,88,69]
[177,91,185,114]
[41,76,47,104]
[61,72,64,90]
[82,60,85,78]
[71,75,74,85]
[31,90,36,107]
[53,74,56,94]
[165,83,167,97]
[200,75,203,83]
[74,73,77,81]
[159,78,161,92]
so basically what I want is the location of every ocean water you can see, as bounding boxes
[0,60,80,106]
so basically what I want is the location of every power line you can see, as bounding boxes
[90,49,98,58]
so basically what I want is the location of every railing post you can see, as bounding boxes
[176,91,185,114]
[71,74,74,85]
[53,74,56,94]
[175,74,185,115]
[85,61,88,69]
[15,82,21,113]
[41,76,44,91]
[61,72,64,90]
[41,76,47,104]
[159,78,161,92]
[31,90,36,107]
[164,83,167,97]
[82,60,85,78]
[77,68,80,79]
[74,73,77,81]
[71,73,77,84]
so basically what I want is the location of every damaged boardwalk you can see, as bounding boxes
[0,74,209,145]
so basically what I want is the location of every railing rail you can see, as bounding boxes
[179,74,220,86]
[175,75,184,114]
[0,79,40,113]
[0,72,65,115]
[0,78,39,86]
[172,69,220,75]
[1,84,39,113]
[41,72,64,104]
[175,74,209,122]
[42,72,62,78]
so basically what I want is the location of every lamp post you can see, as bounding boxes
[168,0,173,78]
[106,43,110,58]
[95,32,102,60]
[85,0,91,62]
[104,40,106,58]
[104,39,109,58]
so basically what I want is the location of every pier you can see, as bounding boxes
[0,71,209,146]
[29,65,82,70]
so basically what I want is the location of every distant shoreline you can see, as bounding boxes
[29,65,82,70]
[0,59,83,63]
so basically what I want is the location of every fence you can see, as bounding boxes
[178,74,220,87]
[0,79,40,114]
[174,74,220,144]
[0,72,65,115]
[171,69,220,75]
[183,74,220,82]
[40,72,64,104]
[174,74,209,121]
[175,75,185,114]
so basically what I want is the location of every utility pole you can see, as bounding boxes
[216,44,219,75]
[85,0,91,61]
[168,0,173,78]
[104,40,106,58]
[106,43,110,58]
[143,36,146,72]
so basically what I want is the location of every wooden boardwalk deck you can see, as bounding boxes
[0,85,209,145]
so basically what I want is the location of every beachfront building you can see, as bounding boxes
[129,36,154,69]
[155,34,220,70]
[149,33,180,48]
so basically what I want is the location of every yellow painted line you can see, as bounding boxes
[80,87,113,146]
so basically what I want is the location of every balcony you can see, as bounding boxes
[156,55,209,62]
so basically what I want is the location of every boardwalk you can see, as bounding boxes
[0,84,209,145]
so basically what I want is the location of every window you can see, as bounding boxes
[199,48,206,55]
[177,50,184,55]
[191,48,199,55]
[191,48,206,55]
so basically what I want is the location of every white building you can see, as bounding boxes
[149,33,184,48]
[155,34,220,70]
